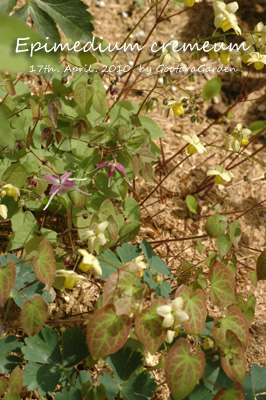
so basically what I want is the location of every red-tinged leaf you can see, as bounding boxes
[40,127,53,144]
[55,130,63,144]
[54,97,63,114]
[0,261,16,307]
[220,330,246,384]
[213,382,245,399]
[9,366,23,394]
[33,238,56,287]
[257,251,266,281]
[48,101,58,128]
[29,99,40,123]
[213,306,249,350]
[21,295,48,336]
[45,133,54,150]
[175,285,207,334]
[165,338,205,400]
[103,263,145,315]
[87,304,130,359]
[209,261,236,307]
[68,185,88,210]
[135,298,167,354]
[5,79,16,96]
[107,214,118,241]
[79,118,88,133]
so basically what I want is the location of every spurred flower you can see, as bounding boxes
[182,134,207,155]
[78,249,102,276]
[213,1,241,35]
[41,172,89,210]
[79,221,109,253]
[56,269,87,290]
[247,52,266,70]
[95,161,130,187]
[156,297,189,329]
[207,165,235,185]
[1,184,20,202]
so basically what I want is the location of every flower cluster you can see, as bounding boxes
[156,297,189,343]
[213,1,241,36]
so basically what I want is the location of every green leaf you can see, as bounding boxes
[202,78,222,100]
[7,222,38,251]
[119,220,140,244]
[68,185,88,210]
[205,214,227,238]
[33,0,94,42]
[0,111,15,149]
[33,238,56,287]
[107,342,143,383]
[185,195,198,214]
[87,304,131,359]
[109,101,139,128]
[54,388,82,400]
[29,3,60,43]
[123,197,141,221]
[143,269,171,299]
[140,240,173,277]
[3,394,19,400]
[1,163,27,188]
[165,338,205,400]
[138,115,165,138]
[116,243,142,264]
[135,298,167,354]
[220,330,246,384]
[257,251,266,281]
[0,0,18,13]
[213,306,249,350]
[0,336,23,374]
[0,380,8,396]
[212,382,245,399]
[74,82,93,114]
[0,13,58,73]
[9,366,23,394]
[251,364,266,395]
[209,261,235,307]
[107,214,118,242]
[236,294,256,326]
[12,3,30,23]
[97,250,122,280]
[120,372,156,400]
[62,327,89,368]
[21,295,48,336]
[98,373,119,400]
[0,261,16,307]
[217,233,232,258]
[175,285,207,334]
[229,221,241,247]
[92,75,107,117]
[103,263,145,315]
[248,120,266,136]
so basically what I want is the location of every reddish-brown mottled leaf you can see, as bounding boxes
[21,295,48,336]
[0,261,16,307]
[209,261,236,307]
[55,130,63,144]
[5,79,16,96]
[48,101,58,128]
[220,330,246,384]
[103,262,146,315]
[213,382,245,399]
[33,238,56,287]
[9,366,23,394]
[165,338,205,400]
[68,185,88,210]
[135,298,167,354]
[107,215,118,241]
[213,306,249,350]
[257,251,266,281]
[175,285,207,334]
[87,304,130,359]
[41,127,53,144]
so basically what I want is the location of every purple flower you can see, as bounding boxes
[96,161,130,187]
[41,172,89,210]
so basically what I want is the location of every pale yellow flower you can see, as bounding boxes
[207,165,234,185]
[156,297,189,328]
[247,52,266,70]
[182,134,207,155]
[79,221,108,252]
[213,1,241,35]
[160,40,182,65]
[0,204,8,219]
[56,269,87,290]
[78,249,102,276]
[1,184,20,202]
[132,255,148,277]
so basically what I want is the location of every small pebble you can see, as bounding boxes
[121,12,129,18]
[128,60,134,66]
[96,1,105,8]
[171,86,177,92]
[158,77,164,85]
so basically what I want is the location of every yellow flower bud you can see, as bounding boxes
[254,61,264,70]
[172,103,184,116]
[185,0,195,6]
[208,50,219,60]
[187,144,198,155]
[64,276,77,289]
[241,136,249,146]
[214,175,226,185]
[220,51,231,63]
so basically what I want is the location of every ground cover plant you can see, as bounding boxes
[0,0,266,399]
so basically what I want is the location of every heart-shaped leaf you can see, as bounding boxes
[175,285,207,334]
[87,305,130,359]
[213,306,249,350]
[0,261,16,307]
[165,338,205,400]
[33,238,56,287]
[209,261,236,307]
[9,366,23,394]
[68,185,88,210]
[220,330,246,384]
[135,298,167,354]
[213,382,245,399]
[103,262,145,315]
[257,251,266,281]
[21,295,48,336]
[205,215,227,238]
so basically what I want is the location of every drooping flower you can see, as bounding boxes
[78,249,102,276]
[213,1,241,35]
[246,52,266,70]
[41,172,90,210]
[182,134,207,155]
[132,255,148,277]
[156,297,189,329]
[207,165,235,185]
[95,161,130,187]
[164,99,185,116]
[0,204,8,219]
[56,269,87,290]
[1,184,20,202]
[79,221,109,253]
[224,123,251,152]
[160,40,182,65]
